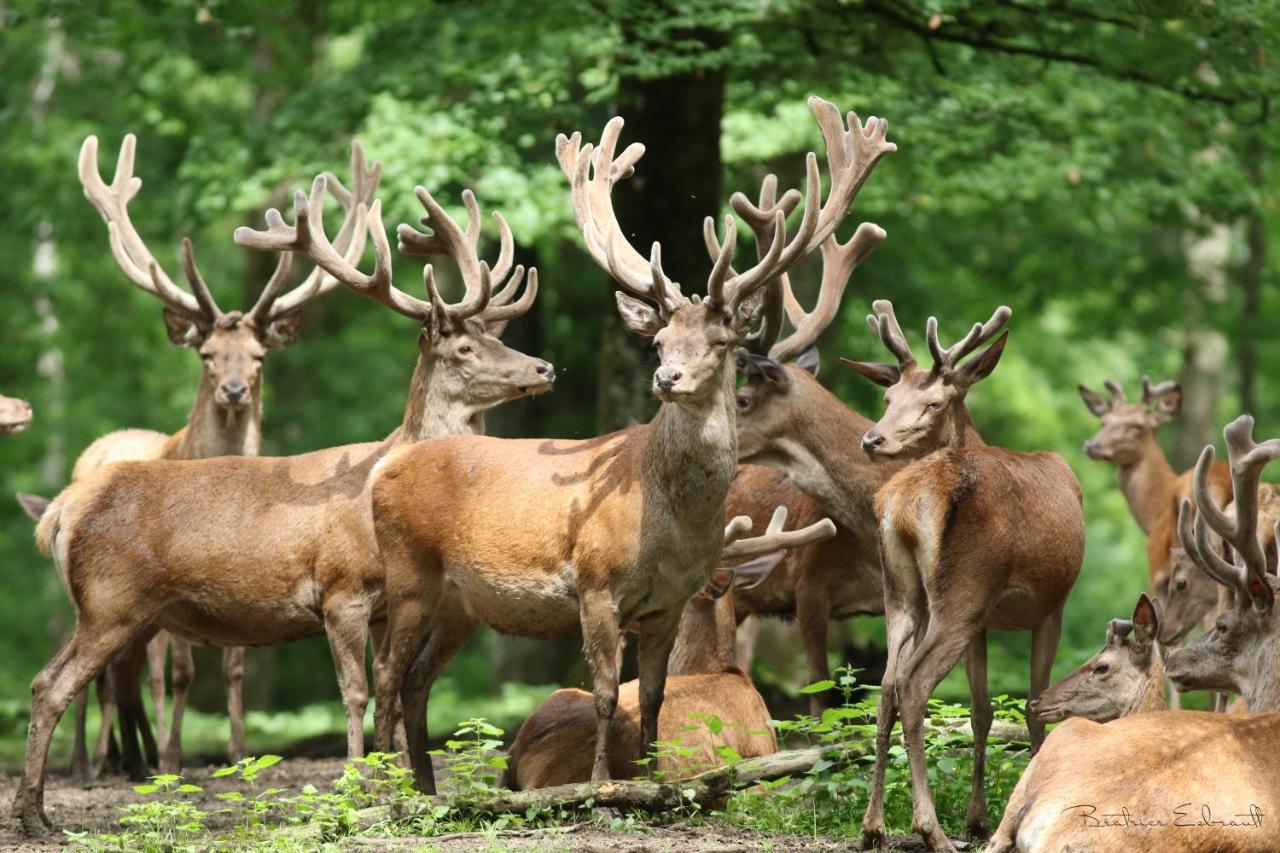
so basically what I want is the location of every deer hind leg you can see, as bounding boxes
[91,666,119,778]
[222,647,246,763]
[635,612,682,778]
[12,621,140,835]
[160,639,194,774]
[69,688,90,782]
[963,630,992,840]
[368,619,408,752]
[897,617,981,853]
[323,597,374,760]
[146,632,169,747]
[114,640,156,781]
[580,590,622,783]
[1027,606,1063,753]
[796,577,833,717]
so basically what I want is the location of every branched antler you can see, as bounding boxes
[721,505,837,562]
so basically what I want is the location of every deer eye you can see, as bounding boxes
[1216,619,1229,635]
[736,394,751,411]
[926,402,941,411]
[712,339,729,349]
[1094,663,1110,675]
[458,345,473,355]
[1175,578,1188,592]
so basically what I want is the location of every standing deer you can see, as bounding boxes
[721,170,895,713]
[0,395,33,435]
[48,135,377,781]
[1078,377,1232,602]
[366,98,894,794]
[503,506,834,788]
[989,416,1280,853]
[1028,594,1166,724]
[10,169,552,835]
[841,301,1085,852]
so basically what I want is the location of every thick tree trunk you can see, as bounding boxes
[596,20,726,432]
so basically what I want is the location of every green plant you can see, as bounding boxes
[429,718,508,800]
[211,754,286,832]
[67,773,209,852]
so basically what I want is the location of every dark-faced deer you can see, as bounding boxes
[841,302,1084,852]
[989,417,1280,853]
[1029,594,1166,724]
[52,135,377,782]
[0,395,33,435]
[10,169,552,835]
[366,98,893,795]
[1164,415,1280,712]
[1078,377,1232,602]
[503,507,834,788]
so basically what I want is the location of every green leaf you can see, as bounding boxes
[211,766,239,778]
[254,754,283,770]
[132,784,158,794]
[177,784,203,793]
[799,679,836,694]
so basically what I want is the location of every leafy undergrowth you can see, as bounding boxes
[64,669,1031,850]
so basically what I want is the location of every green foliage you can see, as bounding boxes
[428,718,509,800]
[66,773,208,852]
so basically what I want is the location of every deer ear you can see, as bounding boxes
[262,311,304,350]
[1104,618,1133,646]
[737,352,789,385]
[615,292,662,337]
[841,358,899,388]
[1078,384,1111,417]
[795,348,820,377]
[163,309,207,348]
[486,318,511,339]
[953,330,1008,387]
[1149,384,1183,423]
[703,567,735,599]
[730,551,787,591]
[1131,593,1160,645]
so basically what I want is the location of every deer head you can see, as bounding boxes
[0,395,32,435]
[1165,416,1280,707]
[81,135,379,413]
[236,175,553,420]
[844,301,1010,460]
[557,98,894,410]
[1031,594,1163,724]
[1160,545,1222,644]
[1078,377,1182,464]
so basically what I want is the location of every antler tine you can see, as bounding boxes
[179,239,225,322]
[720,504,837,562]
[80,135,206,320]
[767,222,886,364]
[1141,376,1178,405]
[556,121,685,315]
[807,97,897,251]
[1180,497,1249,601]
[866,299,915,366]
[1219,416,1280,585]
[925,305,1012,372]
[721,175,802,354]
[1103,379,1127,405]
[480,267,538,325]
[399,187,509,324]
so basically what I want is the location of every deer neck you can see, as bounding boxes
[1123,651,1168,716]
[668,594,739,677]
[1115,434,1178,535]
[641,360,738,529]
[1243,630,1280,713]
[387,354,485,447]
[939,402,985,450]
[168,378,262,460]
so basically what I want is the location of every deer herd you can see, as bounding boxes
[3,97,1276,853]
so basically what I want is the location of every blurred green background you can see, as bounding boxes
[0,1,1277,758]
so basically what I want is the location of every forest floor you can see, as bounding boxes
[0,753,952,851]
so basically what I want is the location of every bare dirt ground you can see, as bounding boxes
[0,755,942,851]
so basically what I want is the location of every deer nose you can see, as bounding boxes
[535,360,555,380]
[1027,697,1039,713]
[655,368,682,392]
[862,431,884,453]
[221,381,248,403]
[1083,439,1096,454]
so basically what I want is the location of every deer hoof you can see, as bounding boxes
[859,827,886,850]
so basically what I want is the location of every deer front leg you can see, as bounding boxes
[635,612,682,777]
[323,598,374,760]
[963,630,991,840]
[91,669,119,778]
[222,647,246,763]
[1027,607,1063,753]
[796,578,833,717]
[159,640,194,774]
[580,591,622,782]
[145,632,169,747]
[369,619,408,752]
[69,688,90,782]
[113,643,155,781]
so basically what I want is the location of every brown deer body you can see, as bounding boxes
[842,302,1084,852]
[991,418,1280,853]
[367,99,894,794]
[10,169,552,834]
[503,511,832,789]
[45,135,378,781]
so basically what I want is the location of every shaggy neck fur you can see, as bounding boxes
[169,376,262,460]
[1115,433,1178,535]
[668,592,739,677]
[388,354,486,446]
[1124,649,1168,716]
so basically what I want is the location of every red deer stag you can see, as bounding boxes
[29,135,377,782]
[503,506,835,788]
[717,170,891,714]
[10,171,551,835]
[989,415,1280,853]
[841,301,1085,852]
[367,98,894,794]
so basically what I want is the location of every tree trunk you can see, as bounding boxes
[1238,133,1266,415]
[596,18,726,432]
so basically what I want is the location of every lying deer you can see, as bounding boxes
[842,302,1085,852]
[11,169,551,835]
[0,395,33,435]
[1028,594,1166,724]
[18,135,376,781]
[989,416,1280,853]
[503,506,834,788]
[367,98,894,794]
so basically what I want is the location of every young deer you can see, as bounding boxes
[502,507,834,788]
[11,173,552,835]
[1078,377,1232,602]
[842,302,1085,852]
[0,395,33,435]
[1028,594,1166,724]
[367,98,894,794]
[49,135,377,782]
[989,417,1280,853]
